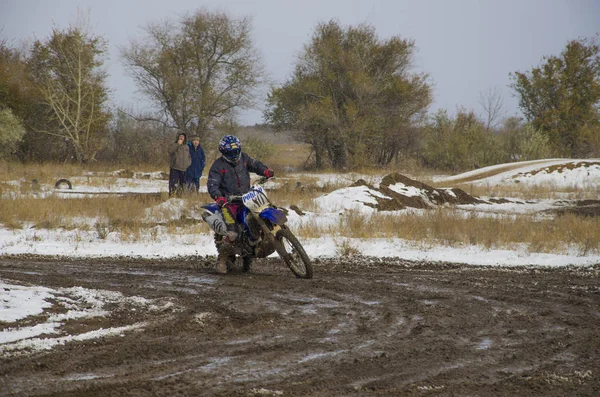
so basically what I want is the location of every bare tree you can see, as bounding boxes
[478,86,505,131]
[28,19,110,163]
[121,9,265,142]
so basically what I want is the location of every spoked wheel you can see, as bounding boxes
[273,227,313,279]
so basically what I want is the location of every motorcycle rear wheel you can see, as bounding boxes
[273,227,313,279]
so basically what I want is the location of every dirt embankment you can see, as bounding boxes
[352,172,485,211]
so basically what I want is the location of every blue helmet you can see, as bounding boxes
[219,135,242,163]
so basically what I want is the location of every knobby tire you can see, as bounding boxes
[273,227,313,279]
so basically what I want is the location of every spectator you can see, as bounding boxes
[168,133,191,197]
[186,136,206,193]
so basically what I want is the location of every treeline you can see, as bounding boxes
[265,24,600,170]
[1,10,599,171]
[0,10,264,165]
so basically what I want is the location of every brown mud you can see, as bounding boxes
[351,173,485,211]
[1,255,600,396]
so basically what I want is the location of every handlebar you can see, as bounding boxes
[255,176,269,185]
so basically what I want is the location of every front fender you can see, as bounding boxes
[260,207,287,225]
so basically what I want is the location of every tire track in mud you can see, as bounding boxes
[1,256,599,396]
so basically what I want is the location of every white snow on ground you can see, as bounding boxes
[388,183,428,198]
[508,162,600,188]
[142,198,206,223]
[0,227,219,257]
[2,322,148,354]
[0,282,159,355]
[0,283,54,322]
[313,185,389,213]
[435,158,600,188]
[432,159,568,183]
[1,158,600,354]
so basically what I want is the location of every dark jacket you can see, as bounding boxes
[207,152,268,199]
[186,142,206,179]
[168,134,192,171]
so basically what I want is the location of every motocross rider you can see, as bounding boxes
[207,135,274,274]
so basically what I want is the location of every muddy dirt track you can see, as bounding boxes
[1,256,600,396]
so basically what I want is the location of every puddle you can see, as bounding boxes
[361,300,380,306]
[226,339,252,345]
[319,336,338,343]
[299,349,346,363]
[198,356,233,371]
[187,276,217,285]
[64,373,113,381]
[476,337,493,350]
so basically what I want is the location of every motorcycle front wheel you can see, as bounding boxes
[273,227,313,279]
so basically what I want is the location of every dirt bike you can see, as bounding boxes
[201,177,313,279]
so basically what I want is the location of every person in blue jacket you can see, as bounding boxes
[185,136,206,192]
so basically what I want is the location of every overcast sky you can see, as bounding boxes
[1,0,599,125]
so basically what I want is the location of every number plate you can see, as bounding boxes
[242,186,269,211]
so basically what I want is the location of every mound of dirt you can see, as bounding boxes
[359,173,485,211]
[514,161,600,178]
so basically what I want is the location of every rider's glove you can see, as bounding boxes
[215,196,227,207]
[264,168,274,179]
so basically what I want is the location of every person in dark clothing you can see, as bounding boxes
[185,136,206,192]
[207,135,274,274]
[168,133,192,197]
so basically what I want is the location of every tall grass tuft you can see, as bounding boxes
[294,208,600,255]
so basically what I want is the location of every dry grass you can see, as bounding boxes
[268,143,312,171]
[335,240,363,257]
[0,162,86,186]
[291,209,600,255]
[0,195,162,230]
[266,177,352,210]
[0,191,216,242]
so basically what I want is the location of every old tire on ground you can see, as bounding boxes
[273,227,313,279]
[55,179,73,190]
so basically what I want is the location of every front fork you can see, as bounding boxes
[254,215,290,262]
[254,215,281,243]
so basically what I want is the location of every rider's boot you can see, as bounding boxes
[215,253,228,274]
[215,230,237,274]
[216,237,234,275]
